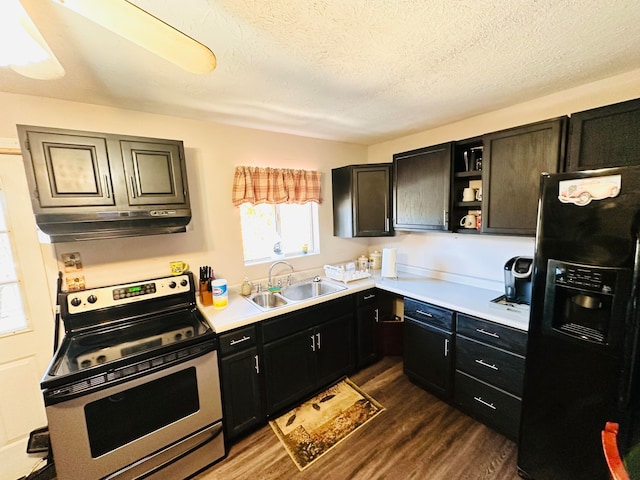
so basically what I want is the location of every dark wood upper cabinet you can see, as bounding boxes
[332,163,393,237]
[393,143,452,231]
[17,125,191,241]
[120,140,187,206]
[481,117,566,235]
[566,98,640,171]
[21,130,116,208]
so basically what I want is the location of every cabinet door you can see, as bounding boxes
[353,165,392,236]
[263,329,315,415]
[482,118,566,235]
[315,314,354,387]
[21,130,115,208]
[332,164,392,237]
[566,98,640,171]
[120,140,187,206]
[393,143,452,231]
[403,317,453,398]
[356,302,378,368]
[220,347,264,440]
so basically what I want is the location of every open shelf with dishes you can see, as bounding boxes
[451,137,483,233]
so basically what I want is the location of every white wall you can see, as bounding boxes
[0,92,369,292]
[2,68,640,297]
[366,68,640,291]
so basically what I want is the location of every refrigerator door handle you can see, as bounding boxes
[618,234,640,409]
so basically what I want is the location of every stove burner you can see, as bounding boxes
[73,326,195,369]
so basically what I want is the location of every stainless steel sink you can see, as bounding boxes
[280,279,346,301]
[248,292,289,310]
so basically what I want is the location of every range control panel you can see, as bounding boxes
[66,274,192,314]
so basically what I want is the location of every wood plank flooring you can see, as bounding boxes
[195,356,522,480]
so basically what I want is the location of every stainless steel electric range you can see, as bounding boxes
[41,271,225,480]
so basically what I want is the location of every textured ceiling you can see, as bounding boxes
[2,1,640,145]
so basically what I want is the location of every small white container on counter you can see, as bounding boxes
[369,251,382,270]
[212,279,228,308]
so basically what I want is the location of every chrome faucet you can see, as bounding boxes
[268,260,294,288]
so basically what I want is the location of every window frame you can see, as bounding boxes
[239,201,320,266]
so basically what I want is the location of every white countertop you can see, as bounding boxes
[199,272,530,334]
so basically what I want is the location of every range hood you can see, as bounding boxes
[17,125,192,243]
[34,209,191,243]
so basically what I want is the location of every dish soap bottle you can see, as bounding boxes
[240,277,252,296]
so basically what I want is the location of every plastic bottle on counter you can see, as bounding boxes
[240,277,252,296]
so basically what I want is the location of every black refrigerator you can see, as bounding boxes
[518,166,640,479]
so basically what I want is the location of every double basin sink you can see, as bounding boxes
[246,279,346,311]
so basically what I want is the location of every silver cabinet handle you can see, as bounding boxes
[474,396,496,410]
[476,328,500,339]
[416,309,433,317]
[254,354,259,374]
[130,177,136,198]
[475,359,498,370]
[364,294,376,300]
[316,333,321,350]
[444,338,449,357]
[385,218,390,231]
[310,334,315,352]
[375,308,379,322]
[229,335,251,346]
[104,175,111,198]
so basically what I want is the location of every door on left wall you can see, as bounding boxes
[0,153,56,479]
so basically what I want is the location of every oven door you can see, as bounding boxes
[46,349,223,480]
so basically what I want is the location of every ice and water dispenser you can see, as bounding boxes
[543,259,631,346]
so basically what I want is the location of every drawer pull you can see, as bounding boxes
[476,328,500,339]
[363,294,376,300]
[474,396,496,410]
[254,354,260,374]
[229,335,251,346]
[475,359,498,370]
[416,309,433,318]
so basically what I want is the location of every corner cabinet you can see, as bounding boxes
[393,143,452,231]
[481,117,566,235]
[261,296,354,416]
[332,164,393,237]
[403,298,454,399]
[566,97,640,171]
[219,325,265,441]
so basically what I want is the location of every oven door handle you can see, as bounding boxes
[104,422,224,480]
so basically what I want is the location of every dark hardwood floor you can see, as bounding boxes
[195,356,522,480]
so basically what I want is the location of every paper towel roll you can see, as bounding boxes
[381,248,397,278]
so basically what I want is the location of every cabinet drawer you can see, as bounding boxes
[456,336,525,396]
[356,289,377,306]
[262,296,353,344]
[456,314,526,355]
[219,325,257,356]
[454,371,521,441]
[404,298,453,331]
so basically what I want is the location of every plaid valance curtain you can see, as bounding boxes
[232,166,322,206]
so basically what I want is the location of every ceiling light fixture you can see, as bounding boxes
[53,0,217,74]
[0,0,65,79]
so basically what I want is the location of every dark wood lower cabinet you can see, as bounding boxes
[403,317,453,399]
[218,325,264,441]
[220,347,264,440]
[263,328,317,415]
[261,297,355,416]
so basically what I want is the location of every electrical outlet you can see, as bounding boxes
[66,275,86,291]
[61,252,83,272]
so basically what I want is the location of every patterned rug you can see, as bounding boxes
[269,377,385,471]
